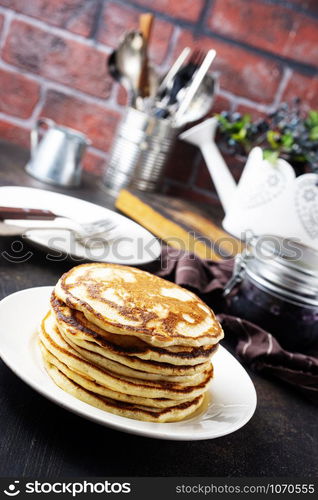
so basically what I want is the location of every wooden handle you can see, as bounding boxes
[0,207,57,221]
[138,13,154,98]
[139,13,154,44]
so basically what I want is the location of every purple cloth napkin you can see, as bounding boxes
[157,246,318,404]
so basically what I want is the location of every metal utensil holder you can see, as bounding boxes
[103,107,178,196]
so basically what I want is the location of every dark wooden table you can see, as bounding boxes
[0,140,316,477]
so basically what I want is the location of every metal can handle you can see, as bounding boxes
[223,253,247,297]
[30,118,55,157]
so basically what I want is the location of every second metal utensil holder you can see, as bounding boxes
[103,107,178,196]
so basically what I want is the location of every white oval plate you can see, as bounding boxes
[0,186,161,266]
[0,287,257,440]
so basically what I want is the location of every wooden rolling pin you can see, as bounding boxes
[116,189,244,261]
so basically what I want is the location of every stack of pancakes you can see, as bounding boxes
[39,263,223,422]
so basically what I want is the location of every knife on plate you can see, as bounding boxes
[0,207,57,221]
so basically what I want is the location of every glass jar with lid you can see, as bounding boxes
[224,235,318,351]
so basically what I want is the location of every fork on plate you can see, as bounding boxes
[0,206,117,245]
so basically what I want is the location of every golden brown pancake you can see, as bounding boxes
[60,332,210,384]
[51,294,216,372]
[40,263,222,422]
[42,348,205,422]
[39,311,213,401]
[54,263,223,347]
[40,343,195,409]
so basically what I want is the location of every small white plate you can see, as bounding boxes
[0,186,161,266]
[0,287,257,441]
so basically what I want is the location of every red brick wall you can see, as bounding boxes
[0,0,317,204]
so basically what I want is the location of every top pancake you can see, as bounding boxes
[55,263,223,348]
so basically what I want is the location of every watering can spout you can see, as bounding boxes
[180,117,237,213]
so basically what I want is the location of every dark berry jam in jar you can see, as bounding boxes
[224,236,318,351]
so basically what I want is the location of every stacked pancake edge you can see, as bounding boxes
[39,263,223,423]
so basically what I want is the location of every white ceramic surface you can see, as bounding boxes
[0,186,161,266]
[0,287,257,441]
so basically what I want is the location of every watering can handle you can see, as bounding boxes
[30,118,55,157]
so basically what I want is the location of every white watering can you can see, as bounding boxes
[180,117,318,249]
